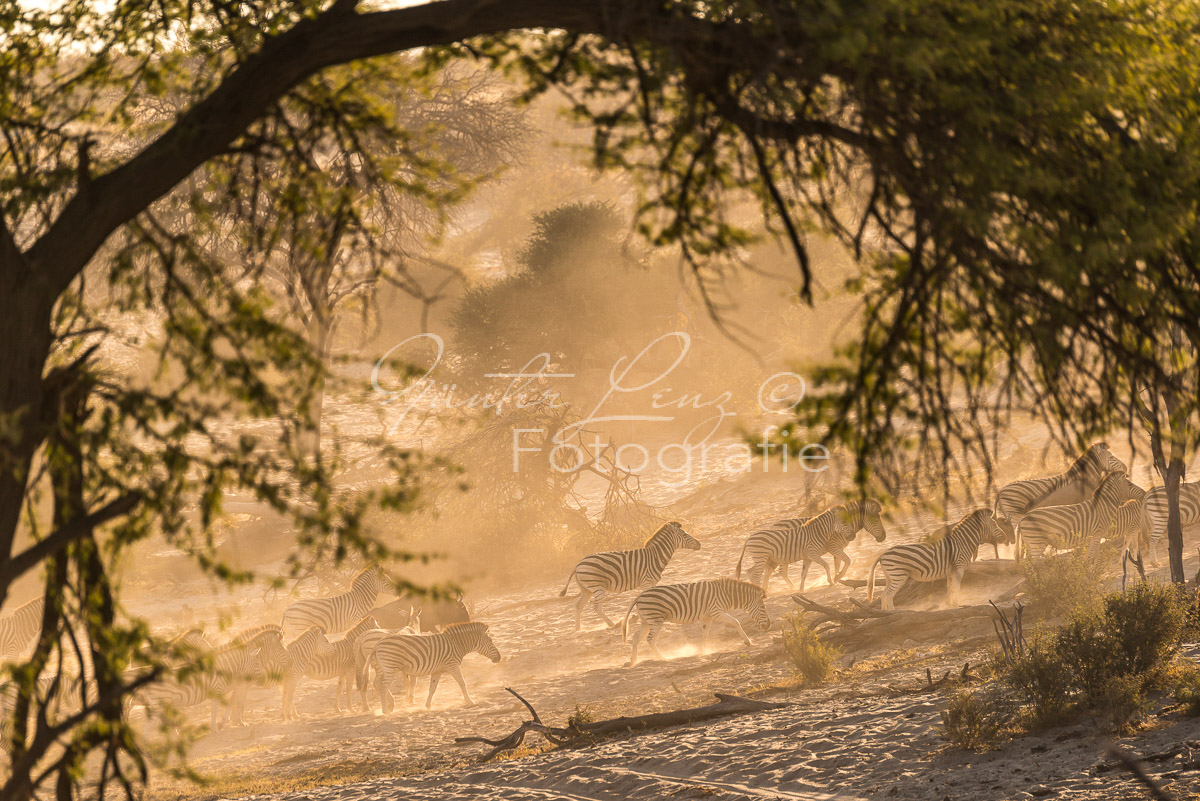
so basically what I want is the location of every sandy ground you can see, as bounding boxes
[129,465,1200,801]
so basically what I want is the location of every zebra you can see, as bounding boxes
[353,612,422,711]
[0,597,44,660]
[1017,471,1144,558]
[140,625,285,728]
[560,521,701,630]
[302,615,378,713]
[735,500,887,594]
[277,626,334,721]
[373,621,500,712]
[281,566,385,637]
[1135,480,1200,566]
[620,578,769,667]
[995,442,1126,542]
[866,509,1012,611]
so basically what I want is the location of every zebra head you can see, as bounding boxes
[964,509,1011,546]
[1074,442,1126,480]
[353,566,386,596]
[347,615,380,643]
[1094,470,1142,506]
[846,499,887,543]
[745,586,770,632]
[653,521,700,552]
[463,622,502,663]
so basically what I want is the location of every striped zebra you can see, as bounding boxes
[353,613,422,711]
[867,509,1012,611]
[0,597,43,660]
[620,578,769,667]
[995,442,1126,538]
[277,626,334,721]
[303,615,378,713]
[560,522,701,631]
[281,566,385,637]
[140,625,285,728]
[1135,480,1200,566]
[735,500,887,594]
[1017,471,1143,558]
[373,621,500,712]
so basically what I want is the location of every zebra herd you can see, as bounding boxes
[1,441,1194,730]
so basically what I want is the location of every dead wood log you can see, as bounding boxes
[817,603,1020,653]
[455,688,789,762]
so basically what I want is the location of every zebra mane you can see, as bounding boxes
[352,566,383,590]
[442,621,486,632]
[645,521,678,544]
[229,624,282,645]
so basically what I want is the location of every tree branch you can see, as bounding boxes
[0,492,142,595]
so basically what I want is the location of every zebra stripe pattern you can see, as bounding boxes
[1136,480,1200,566]
[867,509,1011,611]
[373,621,500,711]
[1018,471,1143,558]
[353,615,422,712]
[735,500,887,593]
[277,626,334,720]
[304,616,379,713]
[281,567,384,637]
[561,522,701,630]
[0,598,43,660]
[995,442,1126,533]
[621,578,769,667]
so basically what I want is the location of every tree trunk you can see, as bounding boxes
[0,269,55,608]
[1165,456,1186,584]
[303,315,333,458]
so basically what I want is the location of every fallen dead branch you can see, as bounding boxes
[792,595,1024,652]
[455,688,790,762]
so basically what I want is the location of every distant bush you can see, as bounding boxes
[781,613,838,686]
[1003,582,1186,730]
[1019,544,1114,620]
[567,703,597,729]
[1172,663,1200,717]
[941,688,1017,750]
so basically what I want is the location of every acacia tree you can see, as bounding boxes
[1,0,1198,797]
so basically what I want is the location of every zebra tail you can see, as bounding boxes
[558,569,577,598]
[735,539,749,580]
[620,598,638,643]
[865,552,885,603]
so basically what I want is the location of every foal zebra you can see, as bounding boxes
[281,566,385,637]
[735,500,887,593]
[0,598,43,660]
[621,578,769,667]
[560,521,701,630]
[278,626,334,721]
[373,621,501,712]
[1135,480,1200,565]
[995,442,1125,537]
[303,616,378,712]
[867,509,1011,611]
[1017,471,1143,558]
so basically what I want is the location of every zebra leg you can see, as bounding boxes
[798,561,810,593]
[627,620,648,666]
[574,589,590,631]
[700,616,713,652]
[448,666,475,707]
[375,664,394,714]
[780,564,796,590]
[811,555,834,587]
[880,571,903,612]
[426,673,442,709]
[591,590,618,628]
[715,611,752,645]
[946,570,964,608]
[647,623,668,661]
[405,673,416,706]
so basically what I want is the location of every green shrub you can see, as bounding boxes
[781,613,838,686]
[1019,544,1113,620]
[941,688,1017,750]
[1003,582,1186,729]
[1171,662,1200,717]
